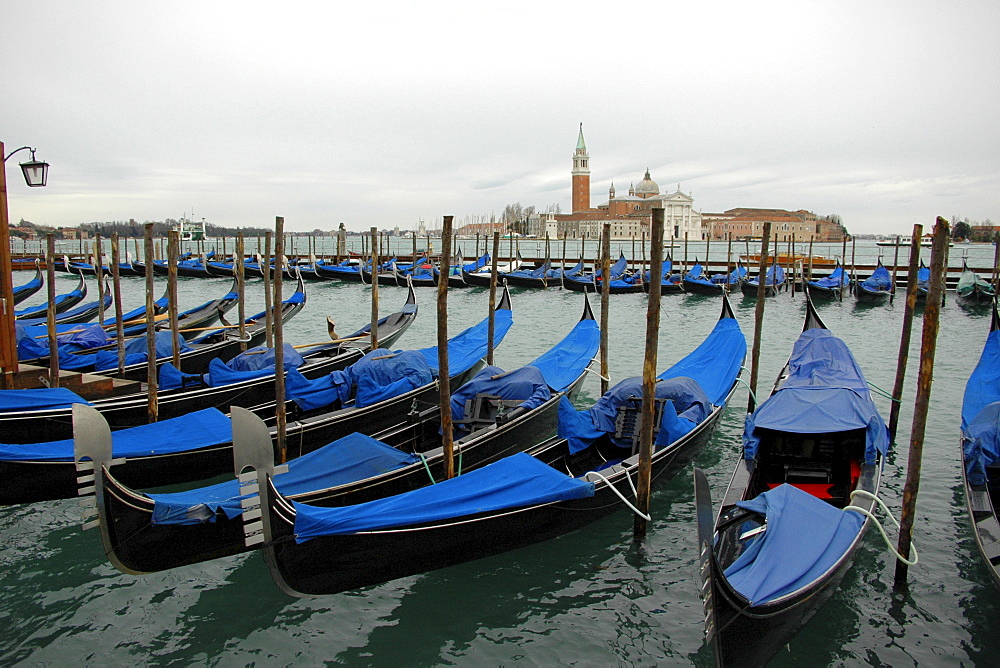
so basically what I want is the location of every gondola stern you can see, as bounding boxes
[496,281,513,312]
[581,289,595,322]
[991,298,1000,333]
[720,292,736,321]
[693,467,723,666]
[803,293,828,331]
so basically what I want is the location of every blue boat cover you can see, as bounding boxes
[810,265,847,289]
[659,316,747,405]
[0,387,91,413]
[917,265,930,291]
[526,317,601,392]
[16,323,111,361]
[158,362,206,391]
[345,348,434,408]
[962,329,1000,484]
[722,483,864,605]
[860,263,892,292]
[205,344,305,387]
[0,407,231,462]
[743,328,889,464]
[450,365,552,424]
[102,293,169,326]
[685,262,706,280]
[15,285,84,318]
[293,452,595,540]
[417,307,514,376]
[148,432,419,525]
[124,330,192,358]
[747,264,785,286]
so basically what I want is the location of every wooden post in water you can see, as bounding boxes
[600,223,611,395]
[890,235,901,304]
[634,207,665,539]
[888,226,923,442]
[273,217,287,463]
[370,226,379,350]
[561,231,568,290]
[808,235,815,282]
[683,232,689,275]
[94,235,106,326]
[167,231,181,369]
[45,234,59,388]
[726,233,733,290]
[438,216,455,480]
[705,235,710,274]
[110,234,126,374]
[487,231,500,366]
[748,222,772,413]
[263,231,273,348]
[236,232,247,351]
[143,223,158,423]
[841,235,849,299]
[895,217,949,585]
[851,237,857,287]
[789,233,796,297]
[991,233,1000,294]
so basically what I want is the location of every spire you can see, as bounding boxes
[576,123,587,152]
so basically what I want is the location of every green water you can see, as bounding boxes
[2,248,998,665]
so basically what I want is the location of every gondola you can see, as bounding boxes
[500,255,557,289]
[17,279,112,327]
[150,257,213,278]
[253,294,746,597]
[957,260,996,306]
[447,252,487,288]
[56,273,307,379]
[462,252,523,288]
[682,259,747,296]
[960,301,1000,590]
[313,257,366,282]
[740,261,786,298]
[854,259,893,304]
[74,291,588,574]
[14,270,88,320]
[12,260,43,305]
[562,252,629,293]
[360,258,402,286]
[642,254,684,295]
[0,284,423,463]
[695,296,889,667]
[915,260,931,302]
[803,260,850,300]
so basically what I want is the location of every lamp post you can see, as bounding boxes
[1,141,50,388]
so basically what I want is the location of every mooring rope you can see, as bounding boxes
[867,381,901,403]
[844,488,918,566]
[586,469,651,521]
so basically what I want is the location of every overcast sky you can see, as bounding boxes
[3,2,997,235]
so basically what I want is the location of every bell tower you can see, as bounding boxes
[571,123,590,213]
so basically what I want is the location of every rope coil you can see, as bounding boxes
[844,488,918,566]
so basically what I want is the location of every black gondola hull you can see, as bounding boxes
[265,387,731,597]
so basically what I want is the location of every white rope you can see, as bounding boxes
[586,470,651,521]
[844,489,918,566]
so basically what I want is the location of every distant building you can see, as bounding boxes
[703,208,847,242]
[551,125,702,240]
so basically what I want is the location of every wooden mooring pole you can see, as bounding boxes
[263,231,273,348]
[438,216,455,480]
[895,217,949,585]
[110,234,126,374]
[634,208,664,539]
[236,232,247,352]
[890,235,902,305]
[370,226,379,350]
[600,223,611,395]
[167,231,181,369]
[94,234,106,327]
[273,217,287,464]
[888,226,923,443]
[748,222,772,413]
[143,223,158,423]
[45,234,59,388]
[487,231,500,366]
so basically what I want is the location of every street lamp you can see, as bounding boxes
[1,141,50,388]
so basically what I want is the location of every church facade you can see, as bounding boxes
[544,125,703,241]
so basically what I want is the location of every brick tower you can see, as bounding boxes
[571,123,591,212]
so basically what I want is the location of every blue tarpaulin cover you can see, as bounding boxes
[0,408,231,462]
[292,452,595,540]
[450,365,551,424]
[722,483,864,605]
[747,264,785,286]
[16,323,111,361]
[148,432,419,525]
[417,308,514,375]
[917,265,930,291]
[810,265,847,289]
[347,349,434,408]
[0,387,91,413]
[860,263,892,292]
[962,329,1000,484]
[124,330,192,358]
[557,314,745,454]
[15,285,84,318]
[204,344,304,387]
[528,317,600,392]
[743,328,889,464]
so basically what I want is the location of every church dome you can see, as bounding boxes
[634,169,659,197]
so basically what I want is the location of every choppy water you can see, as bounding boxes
[2,240,999,665]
